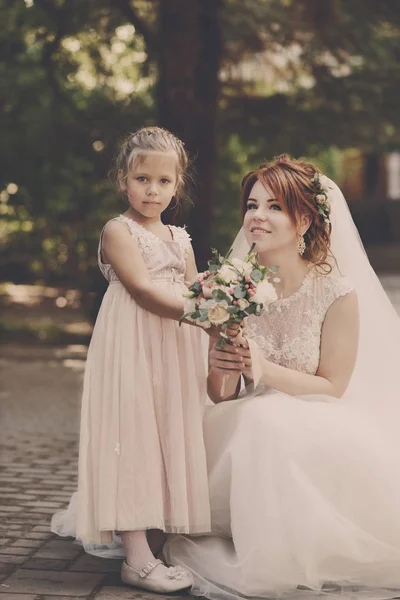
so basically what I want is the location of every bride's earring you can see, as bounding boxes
[297,234,306,255]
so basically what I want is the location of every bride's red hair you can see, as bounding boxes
[241,154,332,273]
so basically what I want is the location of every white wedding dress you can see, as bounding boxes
[164,180,400,600]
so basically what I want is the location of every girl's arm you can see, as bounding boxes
[102,220,186,321]
[258,291,359,398]
[185,244,198,284]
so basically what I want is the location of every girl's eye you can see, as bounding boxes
[247,203,257,211]
[160,178,171,184]
[269,203,282,211]
[136,176,147,182]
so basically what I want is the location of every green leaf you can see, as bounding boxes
[244,303,257,314]
[251,269,262,281]
[233,285,247,299]
[212,289,230,302]
[228,305,240,314]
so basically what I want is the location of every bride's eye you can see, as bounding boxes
[247,203,257,211]
[269,203,282,211]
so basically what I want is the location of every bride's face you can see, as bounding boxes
[243,180,299,254]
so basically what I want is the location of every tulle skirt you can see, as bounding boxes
[55,280,210,545]
[164,387,400,600]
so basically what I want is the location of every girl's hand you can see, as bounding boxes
[225,322,248,348]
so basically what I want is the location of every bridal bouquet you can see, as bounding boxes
[181,244,279,348]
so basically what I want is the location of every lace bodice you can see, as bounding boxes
[98,215,192,283]
[247,272,354,375]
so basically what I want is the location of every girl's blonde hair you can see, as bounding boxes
[115,126,190,206]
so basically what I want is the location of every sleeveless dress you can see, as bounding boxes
[73,215,210,544]
[165,271,400,600]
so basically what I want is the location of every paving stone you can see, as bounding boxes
[0,594,40,600]
[23,558,70,571]
[70,554,122,573]
[0,548,33,557]
[12,541,44,550]
[33,541,82,561]
[0,495,37,502]
[24,502,63,509]
[0,479,33,485]
[95,586,190,600]
[0,563,14,575]
[24,486,67,492]
[6,468,52,475]
[43,596,88,600]
[24,534,52,542]
[3,569,104,596]
[31,526,51,533]
[27,508,60,516]
[0,556,28,565]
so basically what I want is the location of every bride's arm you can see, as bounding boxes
[259,292,359,398]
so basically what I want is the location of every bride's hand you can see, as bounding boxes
[209,340,245,373]
[209,338,252,378]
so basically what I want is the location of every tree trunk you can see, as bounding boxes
[157,0,222,269]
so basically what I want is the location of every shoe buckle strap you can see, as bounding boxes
[138,559,163,578]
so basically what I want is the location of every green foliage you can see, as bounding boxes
[0,0,154,288]
[1,0,400,286]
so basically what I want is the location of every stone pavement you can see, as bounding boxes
[1,275,400,600]
[0,344,189,600]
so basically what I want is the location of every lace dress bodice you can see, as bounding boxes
[98,215,192,284]
[247,272,354,375]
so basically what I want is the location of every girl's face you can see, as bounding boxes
[243,180,304,255]
[120,152,178,218]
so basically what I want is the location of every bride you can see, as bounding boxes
[164,155,400,600]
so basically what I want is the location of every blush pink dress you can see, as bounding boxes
[75,215,210,544]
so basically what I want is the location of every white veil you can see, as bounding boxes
[230,177,400,436]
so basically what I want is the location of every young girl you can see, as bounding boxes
[76,127,211,592]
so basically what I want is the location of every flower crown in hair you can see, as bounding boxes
[311,172,331,224]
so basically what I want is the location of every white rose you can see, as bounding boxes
[250,280,278,305]
[218,264,239,284]
[208,302,230,326]
[237,298,250,310]
[316,194,326,204]
[231,258,253,278]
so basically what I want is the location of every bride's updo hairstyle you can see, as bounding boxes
[241,154,332,273]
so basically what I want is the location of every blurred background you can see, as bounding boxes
[1,0,400,349]
[1,3,400,579]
